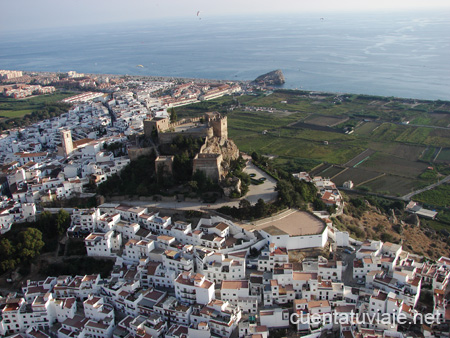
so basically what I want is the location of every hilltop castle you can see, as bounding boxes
[140,112,239,183]
[143,111,228,143]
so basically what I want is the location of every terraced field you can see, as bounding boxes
[215,89,450,196]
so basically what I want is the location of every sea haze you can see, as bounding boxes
[1,10,449,100]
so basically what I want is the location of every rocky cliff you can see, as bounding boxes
[201,137,240,163]
[253,69,285,86]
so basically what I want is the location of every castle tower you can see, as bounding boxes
[155,156,174,179]
[60,129,73,157]
[206,112,228,139]
[193,153,223,182]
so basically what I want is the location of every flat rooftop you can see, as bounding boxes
[261,210,325,236]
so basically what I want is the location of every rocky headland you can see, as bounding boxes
[253,69,285,86]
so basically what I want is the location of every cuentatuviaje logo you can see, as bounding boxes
[290,311,442,328]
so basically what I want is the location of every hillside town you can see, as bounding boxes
[0,70,243,234]
[0,70,449,338]
[2,202,450,337]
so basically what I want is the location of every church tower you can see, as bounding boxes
[60,129,73,157]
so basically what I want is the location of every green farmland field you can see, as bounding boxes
[360,175,428,196]
[436,148,450,162]
[414,183,450,208]
[0,92,74,119]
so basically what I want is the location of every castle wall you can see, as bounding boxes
[158,128,212,144]
[127,147,153,161]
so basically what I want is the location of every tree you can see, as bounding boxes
[254,199,267,218]
[193,170,208,190]
[56,209,71,236]
[173,151,192,182]
[0,238,17,271]
[0,238,14,257]
[188,180,198,192]
[17,228,45,261]
[136,184,149,196]
[1,259,17,272]
[251,152,260,162]
[239,199,251,219]
[275,179,295,207]
[39,210,55,237]
[170,108,178,123]
[313,199,327,211]
[381,232,394,243]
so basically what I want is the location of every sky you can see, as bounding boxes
[2,0,450,32]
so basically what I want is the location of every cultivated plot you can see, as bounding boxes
[344,149,377,167]
[359,153,429,178]
[303,114,349,127]
[360,174,426,196]
[313,165,346,179]
[332,167,383,187]
[435,148,450,163]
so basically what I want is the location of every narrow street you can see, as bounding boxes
[339,248,358,287]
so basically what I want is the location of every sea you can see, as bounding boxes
[1,9,450,100]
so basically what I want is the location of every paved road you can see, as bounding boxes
[373,118,450,131]
[401,175,450,201]
[399,122,450,131]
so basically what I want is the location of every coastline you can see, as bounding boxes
[22,70,251,85]
[2,69,449,104]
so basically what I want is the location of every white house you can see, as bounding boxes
[174,271,215,305]
[259,308,290,329]
[84,230,122,257]
[258,244,289,272]
[123,239,155,264]
[190,300,241,338]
